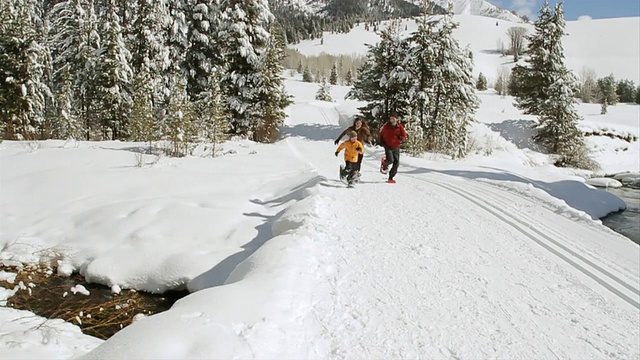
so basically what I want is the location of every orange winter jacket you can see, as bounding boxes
[336,139,364,163]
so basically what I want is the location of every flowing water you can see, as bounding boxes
[602,187,640,245]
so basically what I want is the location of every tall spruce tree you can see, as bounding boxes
[130,0,169,113]
[329,63,338,85]
[94,0,133,139]
[0,0,51,139]
[253,23,292,143]
[528,3,585,166]
[161,0,189,116]
[50,0,100,140]
[345,21,411,129]
[218,0,274,135]
[186,0,222,100]
[512,0,556,115]
[408,7,478,158]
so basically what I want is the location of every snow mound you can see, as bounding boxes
[0,308,102,359]
[586,178,623,188]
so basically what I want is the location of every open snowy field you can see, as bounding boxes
[291,15,640,84]
[1,74,639,358]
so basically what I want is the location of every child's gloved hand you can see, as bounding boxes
[334,139,339,145]
[334,152,339,157]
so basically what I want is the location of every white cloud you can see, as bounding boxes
[578,15,593,21]
[510,0,537,18]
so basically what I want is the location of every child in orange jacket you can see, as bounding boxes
[335,130,364,184]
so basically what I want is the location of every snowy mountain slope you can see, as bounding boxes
[419,0,524,22]
[282,0,523,22]
[291,15,640,84]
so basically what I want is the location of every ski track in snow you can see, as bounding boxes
[287,138,640,359]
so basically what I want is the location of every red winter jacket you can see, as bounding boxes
[379,122,407,149]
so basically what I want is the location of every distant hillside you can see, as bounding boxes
[290,15,640,84]
[424,0,527,22]
[270,0,444,44]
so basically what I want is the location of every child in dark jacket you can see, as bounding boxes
[335,130,364,184]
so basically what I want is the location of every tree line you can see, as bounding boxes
[0,0,291,155]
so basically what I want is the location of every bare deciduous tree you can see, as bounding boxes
[578,67,597,103]
[507,27,528,62]
[494,66,511,96]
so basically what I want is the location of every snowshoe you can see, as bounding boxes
[339,165,347,181]
[380,155,388,174]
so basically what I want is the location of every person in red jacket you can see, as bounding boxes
[379,111,407,183]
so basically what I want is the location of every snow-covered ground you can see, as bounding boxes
[291,15,640,84]
[1,74,639,358]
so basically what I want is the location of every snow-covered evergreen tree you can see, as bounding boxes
[344,68,353,86]
[196,71,227,156]
[596,74,618,113]
[0,0,51,139]
[129,0,170,111]
[528,3,586,167]
[346,20,412,129]
[253,23,292,143]
[185,0,222,100]
[94,0,133,139]
[477,73,488,91]
[54,67,84,139]
[512,0,558,115]
[330,63,338,85]
[302,66,313,82]
[160,0,189,114]
[129,65,160,149]
[316,81,334,102]
[218,0,273,135]
[406,6,479,158]
[50,0,100,140]
[164,78,195,157]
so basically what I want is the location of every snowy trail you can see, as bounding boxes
[404,171,640,309]
[287,137,640,359]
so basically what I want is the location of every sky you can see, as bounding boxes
[488,0,640,20]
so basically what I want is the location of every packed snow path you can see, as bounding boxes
[290,138,640,359]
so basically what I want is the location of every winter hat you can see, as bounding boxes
[347,130,358,138]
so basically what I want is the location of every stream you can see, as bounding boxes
[602,187,640,245]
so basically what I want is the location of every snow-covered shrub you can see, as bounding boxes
[315,81,334,102]
[555,144,601,171]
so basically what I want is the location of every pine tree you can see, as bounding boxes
[161,0,189,116]
[253,23,292,143]
[296,60,303,73]
[636,86,640,104]
[50,0,100,140]
[529,3,586,167]
[330,63,338,85]
[129,65,160,149]
[54,67,83,139]
[512,0,557,115]
[477,73,488,91]
[194,71,227,156]
[616,79,636,103]
[596,74,618,113]
[164,78,195,157]
[0,0,51,140]
[343,68,353,86]
[218,0,274,135]
[346,20,412,129]
[315,81,334,102]
[406,6,479,158]
[302,66,313,82]
[185,0,222,100]
[94,0,133,140]
[129,0,169,111]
